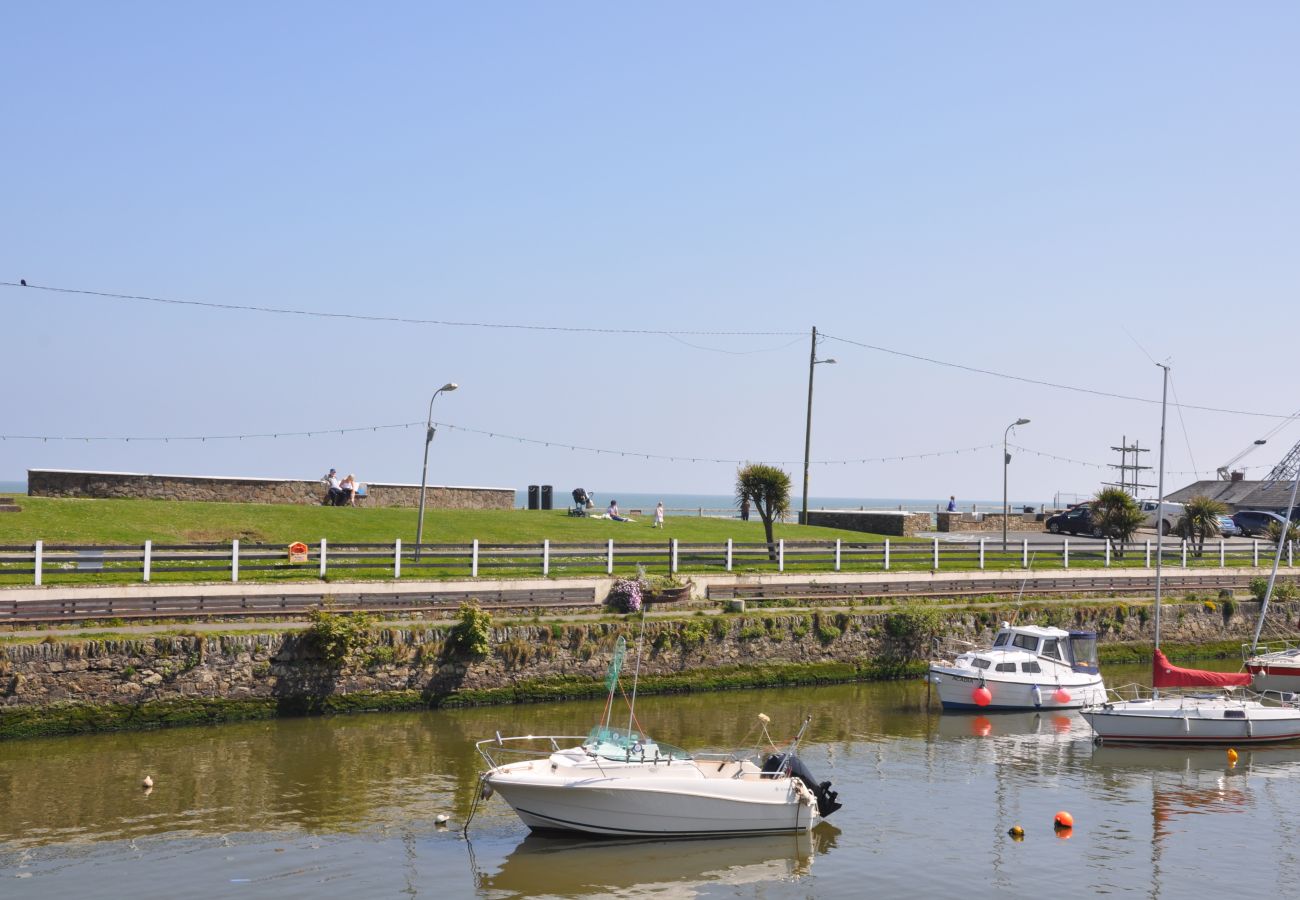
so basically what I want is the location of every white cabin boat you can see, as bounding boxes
[928,623,1107,711]
[477,723,840,837]
[1244,641,1300,695]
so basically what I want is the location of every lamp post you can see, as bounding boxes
[1002,418,1030,550]
[801,326,837,525]
[415,382,458,558]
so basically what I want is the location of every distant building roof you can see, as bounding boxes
[1166,479,1298,511]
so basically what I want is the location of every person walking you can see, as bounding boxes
[653,501,664,528]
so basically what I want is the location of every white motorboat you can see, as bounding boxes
[1244,640,1300,694]
[1081,364,1300,745]
[472,636,841,838]
[928,623,1106,710]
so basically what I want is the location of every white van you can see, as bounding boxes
[1138,500,1185,535]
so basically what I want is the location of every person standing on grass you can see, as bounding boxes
[653,501,664,528]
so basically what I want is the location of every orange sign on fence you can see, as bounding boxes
[288,541,309,564]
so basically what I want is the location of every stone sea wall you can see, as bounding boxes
[2,598,1291,738]
[803,510,931,536]
[935,511,1040,533]
[27,469,514,510]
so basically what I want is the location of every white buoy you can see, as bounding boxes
[142,775,154,789]
[435,814,449,825]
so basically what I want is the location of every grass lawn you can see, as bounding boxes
[0,494,904,546]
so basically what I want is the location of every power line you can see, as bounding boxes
[2,281,799,338]
[821,332,1293,420]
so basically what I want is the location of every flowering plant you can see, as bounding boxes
[608,578,644,613]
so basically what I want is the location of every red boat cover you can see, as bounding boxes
[1152,649,1251,688]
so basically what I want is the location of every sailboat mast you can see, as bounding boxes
[1154,363,1170,651]
[1250,457,1300,652]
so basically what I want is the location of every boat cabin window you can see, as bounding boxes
[1041,639,1063,660]
[1069,633,1100,673]
[1012,634,1039,652]
[995,663,1016,673]
[993,632,1010,647]
[1021,662,1041,673]
[971,657,991,669]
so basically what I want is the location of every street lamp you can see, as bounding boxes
[801,325,837,525]
[1002,418,1030,550]
[416,382,459,557]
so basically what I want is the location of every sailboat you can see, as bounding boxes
[472,635,842,837]
[1239,463,1300,694]
[1081,364,1300,744]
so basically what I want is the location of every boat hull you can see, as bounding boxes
[929,666,1106,711]
[1082,698,1300,744]
[1246,660,1300,695]
[486,769,817,837]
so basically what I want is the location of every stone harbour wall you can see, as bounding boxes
[2,598,1291,738]
[803,510,932,536]
[27,469,514,510]
[936,512,1041,533]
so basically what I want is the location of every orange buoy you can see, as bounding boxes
[1227,748,1239,765]
[972,686,992,707]
[1054,811,1074,830]
[1053,688,1072,704]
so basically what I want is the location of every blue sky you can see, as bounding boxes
[4,3,1299,505]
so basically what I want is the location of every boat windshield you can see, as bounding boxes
[583,725,691,762]
[1069,632,1100,673]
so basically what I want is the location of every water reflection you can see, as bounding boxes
[476,826,837,898]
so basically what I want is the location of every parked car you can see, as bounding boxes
[1046,505,1101,537]
[1138,499,1185,535]
[1234,508,1300,538]
[1217,515,1242,538]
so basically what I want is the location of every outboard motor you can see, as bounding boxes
[761,753,842,819]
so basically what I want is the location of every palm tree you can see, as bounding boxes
[736,463,791,561]
[1176,495,1227,557]
[1266,518,1300,547]
[1091,487,1145,556]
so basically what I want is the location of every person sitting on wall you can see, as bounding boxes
[322,468,344,506]
[340,473,359,506]
[608,500,631,522]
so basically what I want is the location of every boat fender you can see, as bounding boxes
[762,753,842,819]
[480,781,494,800]
[1031,685,1042,708]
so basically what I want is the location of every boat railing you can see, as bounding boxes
[1243,639,1300,663]
[475,734,591,768]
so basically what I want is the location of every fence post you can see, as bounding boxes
[394,538,402,578]
[232,539,240,583]
[835,539,842,572]
[33,540,42,586]
[1291,541,1295,568]
[1105,539,1111,568]
[320,539,328,579]
[726,538,733,572]
[778,539,785,572]
[1219,539,1225,568]
[1063,539,1069,569]
[1254,540,1259,567]
[1022,539,1028,569]
[671,538,679,574]
[543,539,550,576]
[1181,540,1187,568]
[606,539,613,576]
[884,539,890,571]
[143,540,152,583]
[979,539,985,570]
[1145,540,1151,568]
[472,539,480,577]
[932,538,939,570]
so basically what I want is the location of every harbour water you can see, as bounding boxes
[4,662,1299,898]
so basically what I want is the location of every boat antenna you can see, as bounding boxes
[1154,362,1170,658]
[1250,455,1300,653]
[624,590,650,741]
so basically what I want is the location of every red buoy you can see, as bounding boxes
[1054,811,1074,830]
[1053,688,1072,704]
[972,686,992,707]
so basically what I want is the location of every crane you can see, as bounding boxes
[1217,408,1300,480]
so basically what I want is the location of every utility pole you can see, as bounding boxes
[801,327,836,525]
[1104,436,1153,496]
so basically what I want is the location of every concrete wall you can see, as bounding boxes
[936,511,1041,533]
[27,469,514,510]
[804,509,931,536]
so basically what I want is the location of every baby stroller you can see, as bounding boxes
[569,488,594,517]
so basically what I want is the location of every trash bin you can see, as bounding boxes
[541,485,553,510]
[1023,506,1035,514]
[527,485,540,510]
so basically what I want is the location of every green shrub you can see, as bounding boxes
[447,602,493,659]
[738,623,766,640]
[677,619,711,650]
[883,607,941,641]
[365,645,396,667]
[1249,577,1269,602]
[306,608,374,667]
